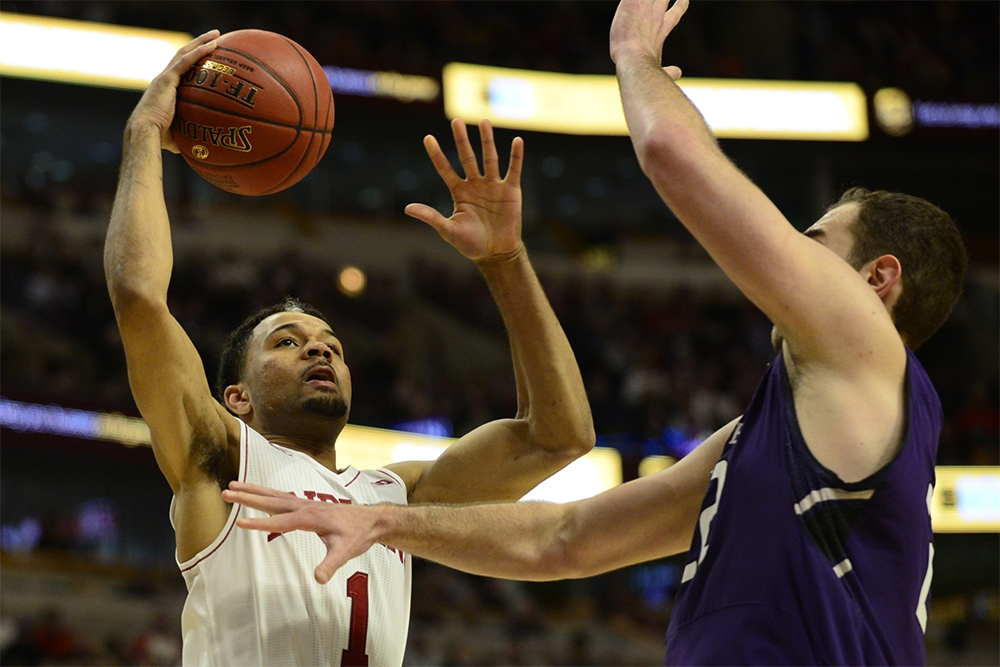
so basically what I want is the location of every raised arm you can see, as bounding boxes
[104,31,239,557]
[612,0,902,362]
[610,0,906,480]
[224,417,733,584]
[388,119,594,504]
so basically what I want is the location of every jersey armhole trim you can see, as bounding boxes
[778,352,913,491]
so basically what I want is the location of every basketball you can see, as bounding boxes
[171,29,334,196]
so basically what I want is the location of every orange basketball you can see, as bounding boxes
[171,29,334,196]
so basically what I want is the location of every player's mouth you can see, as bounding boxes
[303,363,337,390]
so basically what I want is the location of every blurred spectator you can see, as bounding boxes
[128,613,181,667]
[0,607,91,666]
[957,380,1000,465]
[27,607,82,663]
[1,215,995,470]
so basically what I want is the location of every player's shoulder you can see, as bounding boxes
[382,460,430,498]
[347,467,409,505]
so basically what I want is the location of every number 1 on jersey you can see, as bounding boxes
[342,572,369,667]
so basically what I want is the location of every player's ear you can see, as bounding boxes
[865,254,902,304]
[224,385,253,416]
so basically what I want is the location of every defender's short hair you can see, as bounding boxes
[835,187,967,349]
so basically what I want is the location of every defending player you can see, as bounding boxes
[223,1,968,664]
[104,31,594,666]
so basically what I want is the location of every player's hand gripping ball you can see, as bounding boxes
[171,29,334,196]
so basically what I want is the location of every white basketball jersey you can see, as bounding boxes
[173,421,411,666]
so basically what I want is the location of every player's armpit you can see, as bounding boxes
[116,297,239,492]
[382,460,432,500]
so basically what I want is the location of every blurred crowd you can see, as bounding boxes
[1,608,181,667]
[2,558,997,667]
[0,556,673,666]
[8,0,998,101]
[2,207,997,469]
[0,3,997,666]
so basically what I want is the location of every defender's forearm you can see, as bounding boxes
[477,250,594,452]
[104,121,174,306]
[616,53,720,179]
[374,499,577,581]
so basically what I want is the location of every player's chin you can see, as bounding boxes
[303,395,348,420]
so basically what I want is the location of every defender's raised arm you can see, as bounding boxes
[610,0,916,481]
[612,1,900,367]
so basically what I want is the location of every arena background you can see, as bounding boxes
[0,1,997,665]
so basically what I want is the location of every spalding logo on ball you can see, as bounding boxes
[171,29,334,196]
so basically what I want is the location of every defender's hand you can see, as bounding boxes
[223,481,381,585]
[610,0,688,73]
[406,118,525,264]
[129,29,219,153]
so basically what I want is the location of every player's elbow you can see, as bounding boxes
[635,125,706,186]
[552,420,596,459]
[527,411,596,459]
[575,427,597,462]
[531,432,594,471]
[105,266,165,313]
[107,280,169,323]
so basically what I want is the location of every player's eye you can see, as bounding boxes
[278,338,296,347]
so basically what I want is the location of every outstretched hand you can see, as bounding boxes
[406,119,525,263]
[129,29,220,153]
[610,0,688,80]
[222,481,381,584]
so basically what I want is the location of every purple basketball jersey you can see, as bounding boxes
[665,349,939,665]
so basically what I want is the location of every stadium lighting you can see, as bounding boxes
[324,66,440,103]
[637,453,1000,535]
[0,12,441,103]
[444,62,869,141]
[931,466,1000,533]
[0,397,621,503]
[0,11,192,90]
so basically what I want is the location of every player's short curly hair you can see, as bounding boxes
[835,187,967,349]
[215,297,329,405]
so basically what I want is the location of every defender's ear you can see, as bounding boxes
[224,385,252,416]
[865,254,902,303]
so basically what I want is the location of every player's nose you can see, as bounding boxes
[303,340,334,360]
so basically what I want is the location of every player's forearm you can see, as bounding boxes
[616,51,719,181]
[104,120,174,309]
[477,250,594,454]
[373,499,580,581]
[615,51,797,314]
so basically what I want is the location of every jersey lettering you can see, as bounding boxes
[916,484,935,632]
[681,460,728,583]
[342,572,370,667]
[267,491,352,541]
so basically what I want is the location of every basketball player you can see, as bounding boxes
[222,1,968,664]
[104,32,594,666]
